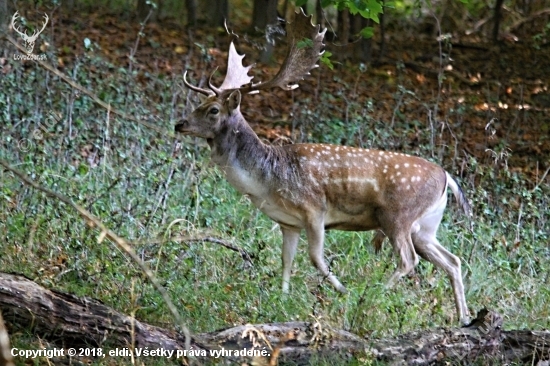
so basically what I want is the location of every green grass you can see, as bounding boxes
[1,41,549,366]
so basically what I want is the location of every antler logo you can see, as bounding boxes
[11,11,49,55]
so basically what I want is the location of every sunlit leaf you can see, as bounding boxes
[360,27,375,39]
[297,38,314,49]
[320,51,333,70]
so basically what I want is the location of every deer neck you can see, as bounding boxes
[207,114,297,198]
[208,113,263,166]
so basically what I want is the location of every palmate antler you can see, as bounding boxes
[183,8,326,97]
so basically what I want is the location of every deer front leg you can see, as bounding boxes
[305,219,347,293]
[281,226,300,293]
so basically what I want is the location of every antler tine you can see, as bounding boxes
[183,71,216,97]
[185,9,324,97]
[215,42,254,93]
[245,8,326,93]
[37,14,49,36]
[184,43,252,97]
[207,67,222,96]
[11,11,27,36]
[27,13,49,41]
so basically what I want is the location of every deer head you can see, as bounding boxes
[177,90,243,140]
[177,9,471,325]
[11,11,49,54]
[177,9,324,143]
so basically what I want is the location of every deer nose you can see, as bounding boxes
[175,120,188,132]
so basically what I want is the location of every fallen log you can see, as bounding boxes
[0,272,548,365]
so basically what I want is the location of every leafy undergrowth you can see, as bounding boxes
[1,5,549,366]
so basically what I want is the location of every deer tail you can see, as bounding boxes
[445,172,471,217]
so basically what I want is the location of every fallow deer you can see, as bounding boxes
[176,10,471,324]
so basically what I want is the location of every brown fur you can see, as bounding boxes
[176,91,471,324]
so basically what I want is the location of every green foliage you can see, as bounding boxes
[533,21,550,49]
[337,0,383,24]
[343,0,384,23]
[301,0,385,37]
[297,37,314,48]
[1,20,549,366]
[359,26,375,38]
[320,50,334,69]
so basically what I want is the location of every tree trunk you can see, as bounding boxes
[252,0,279,30]
[493,0,505,42]
[335,8,351,61]
[0,273,549,365]
[315,0,324,29]
[252,0,279,64]
[351,14,372,62]
[202,0,228,28]
[186,0,197,27]
[0,0,8,35]
[377,0,386,64]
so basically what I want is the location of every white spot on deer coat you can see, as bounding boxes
[332,177,380,191]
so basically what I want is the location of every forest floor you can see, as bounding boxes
[38,7,550,182]
[1,5,550,365]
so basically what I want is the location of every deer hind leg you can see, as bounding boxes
[412,216,470,324]
[385,230,419,288]
[305,220,347,293]
[281,226,300,293]
[371,229,386,254]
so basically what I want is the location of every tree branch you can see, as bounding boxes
[0,158,193,352]
[1,273,549,365]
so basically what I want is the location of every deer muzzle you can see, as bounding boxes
[175,120,189,133]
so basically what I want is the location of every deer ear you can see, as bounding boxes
[227,90,241,113]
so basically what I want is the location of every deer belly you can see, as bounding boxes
[324,205,379,231]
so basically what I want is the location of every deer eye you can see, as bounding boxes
[209,108,219,115]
